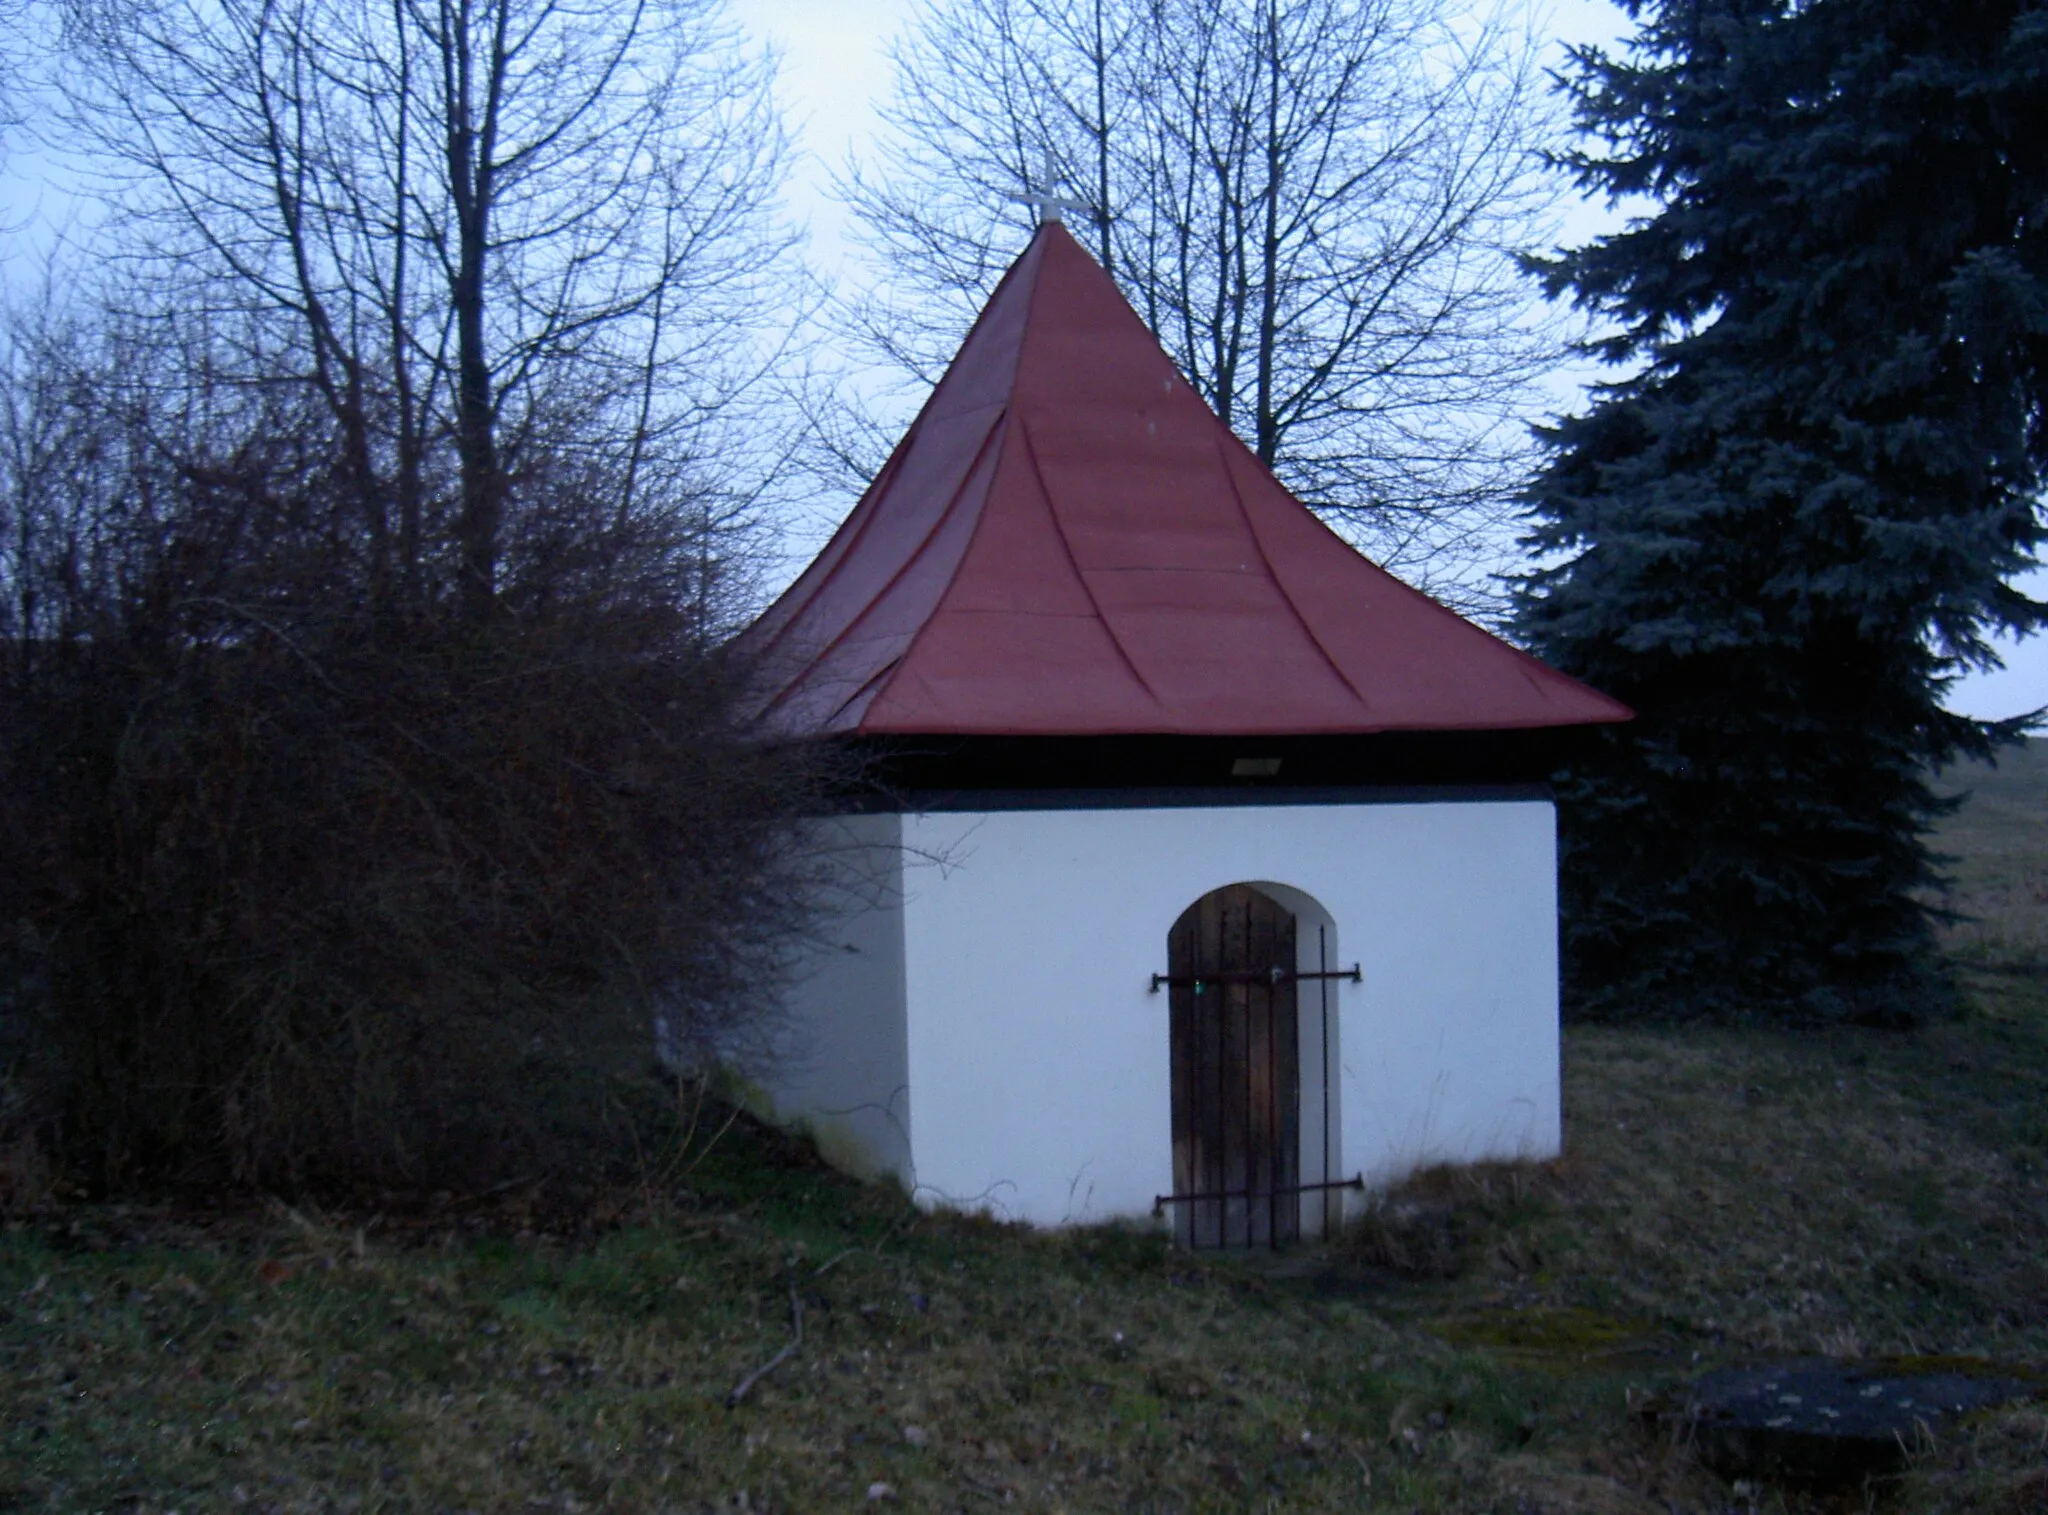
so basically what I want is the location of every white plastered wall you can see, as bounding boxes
[756,812,914,1188]
[894,799,1560,1227]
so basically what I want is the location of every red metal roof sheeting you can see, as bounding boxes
[741,224,1631,738]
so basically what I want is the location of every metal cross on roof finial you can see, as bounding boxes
[1008,147,1085,226]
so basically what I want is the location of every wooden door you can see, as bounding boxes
[1168,885,1300,1248]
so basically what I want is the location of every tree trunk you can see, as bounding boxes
[445,0,505,623]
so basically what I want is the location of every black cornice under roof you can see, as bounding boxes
[825,727,1598,812]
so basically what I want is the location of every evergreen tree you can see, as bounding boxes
[1519,0,2048,1021]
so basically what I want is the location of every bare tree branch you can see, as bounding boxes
[835,0,1565,617]
[55,0,802,624]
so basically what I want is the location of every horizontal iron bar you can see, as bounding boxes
[1147,965,1361,993]
[1152,1174,1365,1215]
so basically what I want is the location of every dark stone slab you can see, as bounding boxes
[1655,1358,2039,1486]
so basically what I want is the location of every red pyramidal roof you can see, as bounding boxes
[742,223,1629,739]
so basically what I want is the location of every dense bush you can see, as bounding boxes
[0,313,824,1194]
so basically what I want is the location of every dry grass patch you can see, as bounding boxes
[1341,987,2048,1365]
[1554,1002,2048,1359]
[1892,1402,2048,1514]
[7,1009,2044,1513]
[1934,739,2048,969]
[2,1148,1606,1513]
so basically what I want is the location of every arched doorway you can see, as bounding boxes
[1166,884,1302,1248]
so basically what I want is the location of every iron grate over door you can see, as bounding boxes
[1167,885,1301,1249]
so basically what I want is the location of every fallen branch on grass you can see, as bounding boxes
[810,1246,858,1280]
[723,1249,863,1409]
[725,1274,803,1409]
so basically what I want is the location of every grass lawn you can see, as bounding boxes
[4,745,2046,1513]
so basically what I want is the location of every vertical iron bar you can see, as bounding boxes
[1320,923,1332,1239]
[1242,904,1253,1250]
[1211,896,1226,1249]
[1269,919,1282,1249]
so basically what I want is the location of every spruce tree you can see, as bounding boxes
[1519,0,2048,1021]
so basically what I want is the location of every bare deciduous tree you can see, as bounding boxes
[0,0,31,134]
[0,282,829,1191]
[838,0,1561,612]
[0,0,830,1191]
[59,0,797,622]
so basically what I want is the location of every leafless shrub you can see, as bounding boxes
[2,0,819,1194]
[0,292,828,1194]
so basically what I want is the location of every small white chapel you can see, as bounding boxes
[737,221,1628,1248]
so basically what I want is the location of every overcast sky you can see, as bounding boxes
[4,0,2042,720]
[736,0,1663,277]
